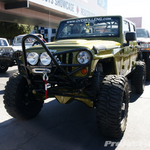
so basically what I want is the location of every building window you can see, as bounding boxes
[52,29,56,34]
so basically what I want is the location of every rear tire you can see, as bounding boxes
[97,75,129,138]
[3,73,44,120]
[145,53,150,81]
[131,61,146,94]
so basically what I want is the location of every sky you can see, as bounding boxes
[107,0,150,30]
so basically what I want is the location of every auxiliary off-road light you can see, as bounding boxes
[27,52,39,65]
[0,49,5,55]
[77,51,90,64]
[10,49,14,55]
[40,52,51,65]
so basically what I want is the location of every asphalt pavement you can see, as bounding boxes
[0,66,150,150]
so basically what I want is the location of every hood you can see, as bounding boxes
[137,37,150,43]
[46,39,121,51]
[0,46,13,49]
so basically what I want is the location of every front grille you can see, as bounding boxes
[1,49,11,56]
[68,53,73,72]
[4,49,11,53]
[20,34,93,84]
[54,52,73,73]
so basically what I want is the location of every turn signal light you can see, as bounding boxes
[81,68,87,74]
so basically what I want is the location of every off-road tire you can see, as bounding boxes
[3,73,44,120]
[0,66,8,73]
[145,53,150,81]
[97,75,129,138]
[131,61,146,94]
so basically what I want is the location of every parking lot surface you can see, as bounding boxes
[0,66,150,150]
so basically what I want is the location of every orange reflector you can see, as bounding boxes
[142,48,150,50]
[81,68,87,74]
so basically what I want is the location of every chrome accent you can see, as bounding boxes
[27,52,39,65]
[40,52,51,65]
[32,68,51,74]
[49,49,57,53]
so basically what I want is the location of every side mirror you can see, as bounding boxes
[124,32,137,46]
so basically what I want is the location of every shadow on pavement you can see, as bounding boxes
[0,90,4,95]
[0,100,122,150]
[129,80,150,103]
[130,92,141,103]
[145,81,150,86]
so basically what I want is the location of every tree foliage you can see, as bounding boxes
[0,22,33,44]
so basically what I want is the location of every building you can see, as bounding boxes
[0,0,107,41]
[126,17,147,29]
[31,0,108,41]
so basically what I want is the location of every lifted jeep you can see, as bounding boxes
[3,16,146,138]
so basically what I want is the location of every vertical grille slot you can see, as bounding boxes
[62,53,66,63]
[68,52,73,72]
[54,52,74,73]
[62,53,66,70]
[57,54,60,63]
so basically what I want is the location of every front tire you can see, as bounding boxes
[3,73,44,120]
[97,75,129,138]
[0,65,8,73]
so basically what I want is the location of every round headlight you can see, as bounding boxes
[77,51,90,64]
[10,49,14,55]
[0,49,3,55]
[0,49,5,54]
[40,52,51,65]
[27,52,39,65]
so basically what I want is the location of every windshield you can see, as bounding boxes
[55,17,120,40]
[0,39,8,46]
[136,29,149,38]
[13,36,35,44]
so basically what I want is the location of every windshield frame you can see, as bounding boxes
[55,16,120,40]
[13,36,35,44]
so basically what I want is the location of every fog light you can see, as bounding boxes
[81,68,87,74]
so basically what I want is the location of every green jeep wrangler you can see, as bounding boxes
[3,16,146,138]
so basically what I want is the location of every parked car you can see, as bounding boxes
[136,28,150,80]
[0,38,14,73]
[0,34,46,73]
[4,16,146,138]
[13,34,46,50]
